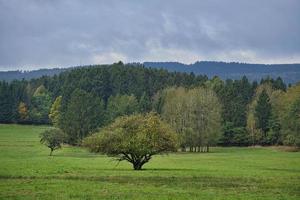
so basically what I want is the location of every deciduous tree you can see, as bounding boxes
[60,89,105,144]
[106,94,139,123]
[83,113,178,170]
[49,96,62,127]
[40,128,66,156]
[18,102,29,122]
[161,87,222,152]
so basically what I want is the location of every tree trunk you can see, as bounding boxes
[133,164,142,170]
[181,146,186,152]
[207,145,209,152]
[49,149,53,156]
[133,161,143,170]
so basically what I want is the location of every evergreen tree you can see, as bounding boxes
[255,89,272,137]
[0,82,14,122]
[267,113,281,145]
[138,92,151,113]
[274,77,286,91]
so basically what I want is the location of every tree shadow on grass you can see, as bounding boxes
[52,153,104,158]
[142,168,199,171]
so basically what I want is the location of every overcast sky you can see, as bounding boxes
[0,0,299,70]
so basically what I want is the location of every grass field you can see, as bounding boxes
[0,124,299,199]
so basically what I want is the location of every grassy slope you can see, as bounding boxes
[0,124,299,200]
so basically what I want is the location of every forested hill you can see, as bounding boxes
[0,61,299,84]
[0,68,68,81]
[143,61,300,84]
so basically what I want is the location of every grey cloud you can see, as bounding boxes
[0,0,299,70]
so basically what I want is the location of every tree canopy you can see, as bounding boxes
[60,89,105,144]
[83,112,178,170]
[40,128,66,156]
[161,87,222,152]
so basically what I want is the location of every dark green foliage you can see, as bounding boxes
[255,90,272,135]
[260,76,287,91]
[0,81,13,122]
[138,92,152,113]
[106,94,139,124]
[0,80,30,123]
[221,123,249,146]
[287,98,300,134]
[60,89,105,144]
[232,128,250,146]
[214,76,254,146]
[220,122,235,146]
[40,128,66,156]
[274,77,287,91]
[29,94,52,124]
[216,76,253,128]
[266,113,281,145]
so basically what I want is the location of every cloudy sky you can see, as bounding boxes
[0,0,299,70]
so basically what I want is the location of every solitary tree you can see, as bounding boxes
[83,112,178,170]
[40,128,66,156]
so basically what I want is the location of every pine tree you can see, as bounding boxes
[139,92,151,113]
[255,89,272,137]
[0,81,14,122]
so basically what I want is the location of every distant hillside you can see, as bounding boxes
[1,61,299,84]
[143,61,300,84]
[0,68,68,81]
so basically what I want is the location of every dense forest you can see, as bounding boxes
[1,61,300,84]
[0,62,299,148]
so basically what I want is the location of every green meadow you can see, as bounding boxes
[0,124,299,199]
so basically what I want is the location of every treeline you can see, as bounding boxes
[0,62,299,148]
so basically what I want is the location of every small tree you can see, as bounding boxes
[83,112,178,170]
[40,128,65,156]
